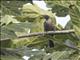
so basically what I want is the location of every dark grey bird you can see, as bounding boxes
[43,15,55,48]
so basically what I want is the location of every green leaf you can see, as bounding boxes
[1,1,32,16]
[51,50,74,60]
[52,5,69,17]
[0,27,17,40]
[21,3,56,24]
[69,4,80,40]
[0,21,38,40]
[1,48,22,60]
[1,15,19,25]
[5,22,36,32]
[64,39,78,49]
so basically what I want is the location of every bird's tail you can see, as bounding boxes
[48,40,54,48]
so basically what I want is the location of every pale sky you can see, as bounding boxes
[33,1,70,28]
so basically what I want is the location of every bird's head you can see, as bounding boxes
[42,15,49,21]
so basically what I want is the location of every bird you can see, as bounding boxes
[43,15,55,48]
[43,15,55,31]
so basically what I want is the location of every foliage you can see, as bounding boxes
[45,0,80,45]
[0,0,80,60]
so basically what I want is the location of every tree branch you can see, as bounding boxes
[1,29,80,51]
[1,29,74,41]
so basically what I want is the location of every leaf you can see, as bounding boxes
[69,4,80,40]
[1,15,19,25]
[0,21,39,40]
[1,56,22,60]
[51,50,74,60]
[65,21,73,29]
[1,1,32,16]
[6,22,36,32]
[0,27,17,40]
[20,3,56,24]
[1,48,22,60]
[64,39,78,49]
[45,1,79,17]
[52,4,69,17]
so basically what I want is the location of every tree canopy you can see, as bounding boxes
[0,0,80,60]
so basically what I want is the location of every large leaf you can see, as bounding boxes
[1,15,19,25]
[52,5,69,17]
[0,21,38,40]
[51,51,74,60]
[45,0,80,40]
[18,3,56,25]
[22,3,55,17]
[1,1,32,16]
[1,48,22,60]
[69,4,80,40]
[0,27,17,40]
[45,0,79,17]
[5,22,37,32]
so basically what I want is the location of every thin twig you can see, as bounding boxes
[1,29,74,41]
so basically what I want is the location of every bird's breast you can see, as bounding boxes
[44,21,55,31]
